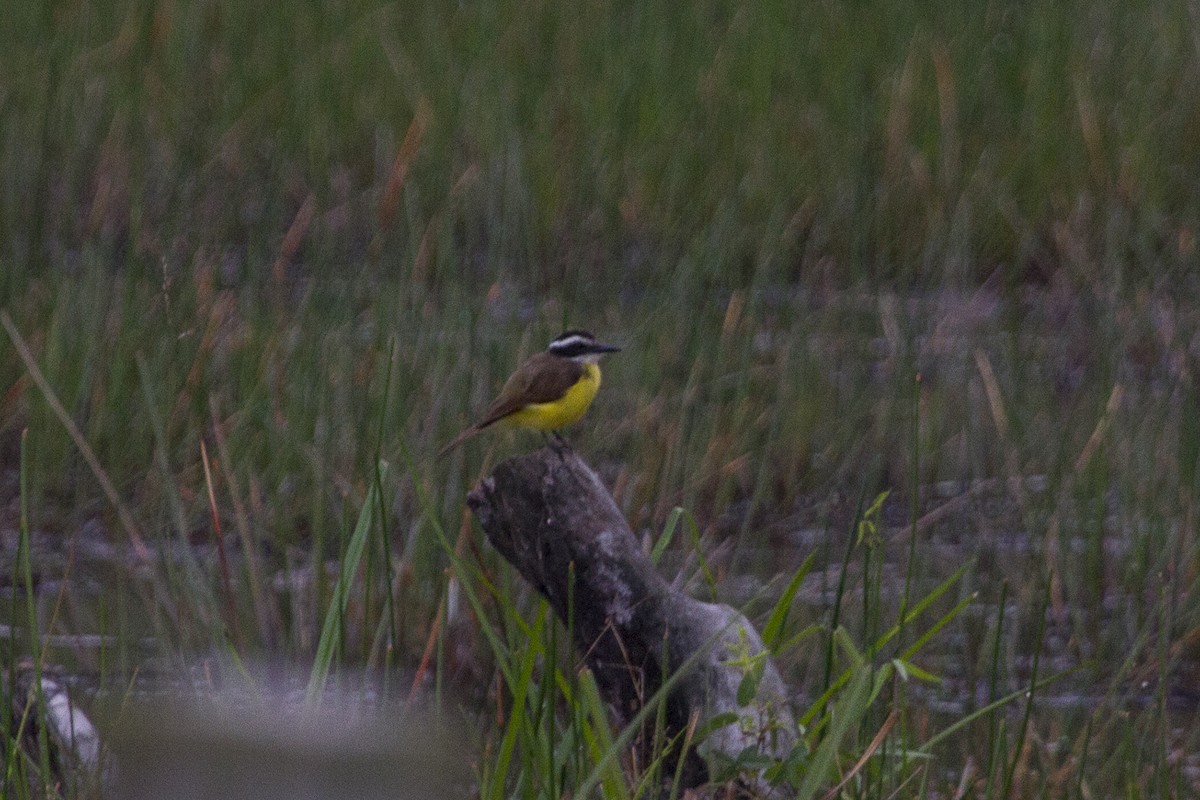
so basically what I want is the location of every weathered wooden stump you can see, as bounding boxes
[468,448,797,791]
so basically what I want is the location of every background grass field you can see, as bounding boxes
[2,0,1199,796]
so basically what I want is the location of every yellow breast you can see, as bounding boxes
[504,363,601,431]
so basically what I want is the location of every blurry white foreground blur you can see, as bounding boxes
[109,687,465,800]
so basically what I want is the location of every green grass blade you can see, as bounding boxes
[796,661,874,800]
[650,506,686,566]
[18,430,54,791]
[305,461,389,703]
[919,667,1076,755]
[489,604,545,800]
[762,550,818,652]
[898,590,978,663]
[576,670,631,800]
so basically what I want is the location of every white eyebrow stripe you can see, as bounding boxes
[550,335,592,350]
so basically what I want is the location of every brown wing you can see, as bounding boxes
[476,352,583,428]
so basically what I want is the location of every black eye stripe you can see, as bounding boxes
[548,342,592,357]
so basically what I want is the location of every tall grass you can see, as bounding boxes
[4,262,1199,796]
[2,0,1198,294]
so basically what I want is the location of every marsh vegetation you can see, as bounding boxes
[2,0,1199,795]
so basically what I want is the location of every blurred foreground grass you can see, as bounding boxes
[2,0,1200,796]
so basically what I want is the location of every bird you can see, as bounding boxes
[439,329,621,456]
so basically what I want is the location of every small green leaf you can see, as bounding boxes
[737,666,761,706]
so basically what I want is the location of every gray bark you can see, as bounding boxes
[467,448,798,791]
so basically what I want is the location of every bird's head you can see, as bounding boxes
[547,330,622,365]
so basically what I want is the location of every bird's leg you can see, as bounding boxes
[550,430,572,458]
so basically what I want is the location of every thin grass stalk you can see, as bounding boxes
[207,393,275,645]
[567,561,583,790]
[1,310,150,561]
[902,371,916,647]
[362,494,377,671]
[647,628,674,791]
[18,430,54,791]
[667,712,700,800]
[372,339,399,673]
[434,575,447,711]
[632,724,690,799]
[2,434,18,797]
[860,527,873,655]
[681,508,717,600]
[894,370,923,794]
[545,605,557,800]
[824,491,865,698]
[136,353,189,542]
[489,603,545,800]
[1002,577,1051,798]
[1153,572,1173,796]
[199,438,241,649]
[985,579,1009,795]
[1074,716,1093,799]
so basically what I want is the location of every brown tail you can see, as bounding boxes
[438,424,483,457]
